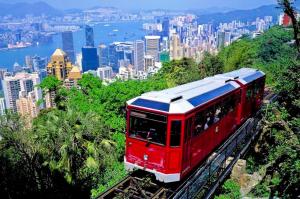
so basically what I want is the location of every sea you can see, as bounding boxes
[0,21,147,71]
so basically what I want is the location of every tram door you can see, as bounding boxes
[182,117,192,173]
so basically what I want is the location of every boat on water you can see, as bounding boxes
[104,24,110,27]
[113,29,119,32]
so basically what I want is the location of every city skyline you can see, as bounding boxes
[0,0,278,10]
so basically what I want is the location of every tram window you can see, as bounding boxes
[170,121,182,147]
[246,85,253,100]
[214,103,222,122]
[193,111,206,137]
[228,96,235,112]
[254,82,260,95]
[205,106,215,127]
[129,110,167,145]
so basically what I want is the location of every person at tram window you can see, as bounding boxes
[206,110,215,126]
[214,107,221,123]
[195,123,204,133]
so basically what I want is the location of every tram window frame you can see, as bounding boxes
[246,85,253,100]
[170,120,182,147]
[184,118,192,143]
[214,102,223,122]
[129,110,167,146]
[193,110,207,137]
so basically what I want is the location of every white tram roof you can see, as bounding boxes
[127,68,265,114]
[127,76,241,114]
[215,68,265,85]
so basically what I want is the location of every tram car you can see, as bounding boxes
[124,68,265,183]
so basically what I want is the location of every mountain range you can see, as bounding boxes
[0,1,299,22]
[0,1,62,17]
[196,2,300,24]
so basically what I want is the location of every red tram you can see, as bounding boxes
[124,68,265,183]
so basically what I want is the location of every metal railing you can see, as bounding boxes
[171,115,262,199]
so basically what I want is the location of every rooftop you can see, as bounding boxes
[52,48,66,57]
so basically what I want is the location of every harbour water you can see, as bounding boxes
[0,21,146,71]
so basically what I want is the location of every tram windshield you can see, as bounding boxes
[129,110,167,145]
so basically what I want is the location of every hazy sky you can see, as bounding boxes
[1,0,278,10]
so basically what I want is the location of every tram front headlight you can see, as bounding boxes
[144,154,148,161]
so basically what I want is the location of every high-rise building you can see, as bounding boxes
[108,42,134,72]
[81,47,99,72]
[98,44,109,66]
[64,66,82,89]
[224,32,231,46]
[47,49,73,80]
[170,33,181,60]
[0,98,5,115]
[134,40,145,72]
[15,32,21,43]
[16,91,40,120]
[62,31,76,63]
[97,66,113,80]
[145,36,160,62]
[162,37,169,51]
[0,68,8,91]
[217,31,225,49]
[13,62,22,73]
[144,55,155,71]
[0,68,7,80]
[2,73,41,112]
[32,56,47,71]
[162,17,170,38]
[25,56,33,69]
[76,53,82,70]
[85,25,95,47]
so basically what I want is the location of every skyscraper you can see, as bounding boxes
[145,36,160,62]
[162,17,170,38]
[85,25,95,47]
[32,56,48,72]
[97,66,113,81]
[98,44,109,66]
[81,47,99,72]
[134,40,145,72]
[47,49,73,80]
[62,31,76,63]
[144,55,155,71]
[25,56,33,69]
[16,91,40,120]
[108,42,134,72]
[2,73,41,112]
[170,33,181,60]
[0,68,8,91]
[217,31,225,49]
[0,98,5,115]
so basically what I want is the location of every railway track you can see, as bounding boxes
[98,92,277,199]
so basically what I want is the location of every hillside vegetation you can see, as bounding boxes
[0,25,299,199]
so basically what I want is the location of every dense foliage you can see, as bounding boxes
[0,25,299,199]
[0,58,203,198]
[212,25,299,198]
[215,179,241,199]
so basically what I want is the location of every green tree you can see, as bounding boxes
[218,37,256,72]
[157,58,201,87]
[199,52,224,78]
[215,179,241,199]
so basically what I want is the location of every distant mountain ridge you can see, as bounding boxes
[197,5,282,24]
[197,2,300,24]
[0,1,62,17]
